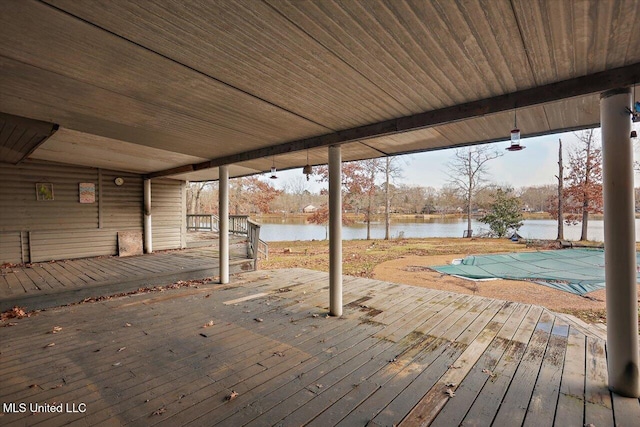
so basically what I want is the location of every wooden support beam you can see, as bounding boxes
[148,63,640,179]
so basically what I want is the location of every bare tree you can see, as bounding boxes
[556,139,564,240]
[187,181,214,213]
[383,156,403,240]
[446,146,503,237]
[284,175,309,210]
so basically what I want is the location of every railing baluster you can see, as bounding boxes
[187,214,268,263]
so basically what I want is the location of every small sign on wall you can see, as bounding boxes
[35,183,54,201]
[79,183,96,204]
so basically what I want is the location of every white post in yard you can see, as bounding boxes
[329,145,343,316]
[601,87,639,398]
[143,178,152,253]
[219,165,230,284]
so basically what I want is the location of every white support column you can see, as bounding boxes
[329,145,343,316]
[219,165,230,284]
[601,87,639,398]
[143,178,152,253]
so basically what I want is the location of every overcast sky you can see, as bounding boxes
[271,126,640,193]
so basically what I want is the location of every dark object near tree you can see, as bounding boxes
[479,189,524,238]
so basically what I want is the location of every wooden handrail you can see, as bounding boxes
[186,214,219,231]
[186,214,268,262]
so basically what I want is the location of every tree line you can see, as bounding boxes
[187,129,620,241]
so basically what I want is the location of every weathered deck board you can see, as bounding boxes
[456,305,543,425]
[523,320,570,426]
[400,301,515,426]
[428,302,530,427]
[0,267,635,426]
[0,245,254,312]
[554,327,587,426]
[584,336,614,427]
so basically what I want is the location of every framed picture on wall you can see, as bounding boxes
[79,182,96,204]
[35,183,54,201]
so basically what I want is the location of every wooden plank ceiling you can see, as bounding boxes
[0,0,638,181]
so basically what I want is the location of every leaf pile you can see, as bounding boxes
[1,306,35,325]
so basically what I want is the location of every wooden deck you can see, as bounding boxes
[1,268,638,426]
[0,235,252,311]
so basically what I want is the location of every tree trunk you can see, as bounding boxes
[385,157,391,240]
[466,151,473,237]
[581,134,592,241]
[581,209,589,241]
[366,192,372,240]
[557,139,564,240]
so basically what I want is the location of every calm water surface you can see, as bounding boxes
[257,217,640,242]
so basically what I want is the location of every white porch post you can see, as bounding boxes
[601,87,639,397]
[219,165,230,284]
[329,145,343,316]
[143,178,152,253]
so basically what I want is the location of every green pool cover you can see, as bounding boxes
[431,248,640,295]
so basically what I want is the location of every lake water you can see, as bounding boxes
[257,217,640,242]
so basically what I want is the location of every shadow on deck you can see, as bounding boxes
[0,233,253,311]
[1,267,638,426]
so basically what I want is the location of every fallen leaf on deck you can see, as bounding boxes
[226,391,239,401]
[50,384,63,389]
[254,318,263,322]
[312,314,319,318]
[482,369,496,378]
[448,364,461,369]
[445,382,456,388]
[124,323,132,327]
[273,351,285,357]
[45,343,55,348]
[117,347,126,352]
[113,362,121,367]
[151,406,166,416]
[445,389,455,398]
[1,306,30,321]
[204,294,211,298]
[29,384,43,390]
[202,320,214,328]
[50,326,62,334]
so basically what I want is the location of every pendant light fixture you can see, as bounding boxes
[302,150,312,181]
[506,107,525,151]
[270,156,277,179]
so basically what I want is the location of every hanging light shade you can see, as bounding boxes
[506,108,525,151]
[302,150,312,181]
[302,164,313,181]
[270,156,277,179]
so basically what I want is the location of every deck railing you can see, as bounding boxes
[186,214,268,261]
[186,214,219,231]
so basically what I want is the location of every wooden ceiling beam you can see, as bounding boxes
[148,62,640,179]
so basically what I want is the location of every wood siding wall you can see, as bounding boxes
[0,161,184,264]
[151,179,186,251]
